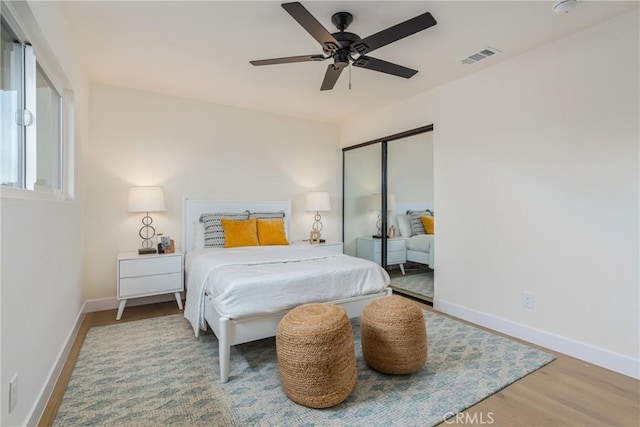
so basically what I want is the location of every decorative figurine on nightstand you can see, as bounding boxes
[156,234,175,254]
[157,233,165,254]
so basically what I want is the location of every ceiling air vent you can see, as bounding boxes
[460,46,501,65]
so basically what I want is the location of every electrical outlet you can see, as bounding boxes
[9,374,18,413]
[522,292,535,309]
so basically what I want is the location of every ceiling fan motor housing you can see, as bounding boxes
[324,31,361,60]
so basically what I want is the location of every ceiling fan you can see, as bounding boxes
[250,2,437,91]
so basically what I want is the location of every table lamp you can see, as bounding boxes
[370,192,395,238]
[306,191,331,244]
[128,186,165,254]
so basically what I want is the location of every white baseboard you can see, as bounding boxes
[29,302,87,427]
[84,293,184,313]
[434,298,640,380]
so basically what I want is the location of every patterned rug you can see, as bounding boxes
[55,311,554,426]
[390,271,434,302]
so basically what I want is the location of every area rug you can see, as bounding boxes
[390,271,434,302]
[54,311,554,427]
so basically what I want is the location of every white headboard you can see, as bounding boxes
[182,199,292,253]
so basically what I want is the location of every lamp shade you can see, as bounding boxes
[370,193,396,211]
[306,191,331,211]
[128,186,165,213]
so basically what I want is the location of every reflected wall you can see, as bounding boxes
[388,132,434,230]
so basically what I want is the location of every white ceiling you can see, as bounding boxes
[60,1,638,124]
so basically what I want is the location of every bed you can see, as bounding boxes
[182,199,391,382]
[393,206,434,269]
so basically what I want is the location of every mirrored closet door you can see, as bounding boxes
[343,143,381,258]
[343,125,434,303]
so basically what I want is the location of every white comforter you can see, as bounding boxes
[184,246,390,336]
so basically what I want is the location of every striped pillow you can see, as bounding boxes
[248,210,286,220]
[407,209,434,236]
[200,212,249,248]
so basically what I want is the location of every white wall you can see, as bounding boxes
[85,84,341,301]
[341,11,639,377]
[0,1,89,426]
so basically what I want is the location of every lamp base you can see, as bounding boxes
[310,229,322,244]
[138,248,158,255]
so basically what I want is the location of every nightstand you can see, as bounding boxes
[290,240,343,253]
[116,251,184,320]
[356,237,406,274]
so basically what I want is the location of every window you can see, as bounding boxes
[1,16,63,193]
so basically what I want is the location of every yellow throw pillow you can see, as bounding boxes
[420,215,434,234]
[257,218,289,246]
[221,218,259,248]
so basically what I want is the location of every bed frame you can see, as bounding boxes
[182,199,391,382]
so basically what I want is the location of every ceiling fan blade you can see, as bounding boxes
[351,12,437,56]
[352,56,418,79]
[250,54,326,66]
[282,2,342,53]
[320,63,345,91]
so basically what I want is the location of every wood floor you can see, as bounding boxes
[39,298,639,427]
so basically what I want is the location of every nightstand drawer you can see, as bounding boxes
[357,237,407,266]
[119,256,182,278]
[119,272,182,298]
[386,239,406,252]
[373,250,406,265]
[369,238,405,253]
[387,250,406,264]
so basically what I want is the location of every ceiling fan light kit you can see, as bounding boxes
[250,2,437,91]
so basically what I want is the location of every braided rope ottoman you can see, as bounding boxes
[361,295,428,374]
[276,303,357,408]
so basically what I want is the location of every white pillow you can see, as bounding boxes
[194,221,205,250]
[397,215,412,237]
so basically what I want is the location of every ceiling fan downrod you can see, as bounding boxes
[331,11,353,32]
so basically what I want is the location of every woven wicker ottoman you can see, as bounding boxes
[361,295,427,374]
[276,303,357,408]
